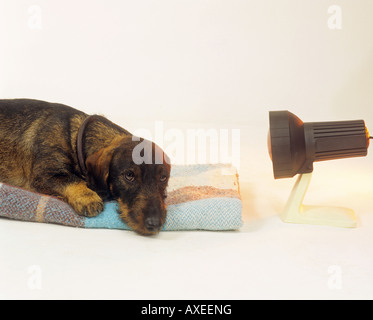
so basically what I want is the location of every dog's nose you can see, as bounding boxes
[144,216,161,232]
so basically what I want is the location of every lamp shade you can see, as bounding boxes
[268,111,369,179]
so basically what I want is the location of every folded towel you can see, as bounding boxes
[0,164,242,231]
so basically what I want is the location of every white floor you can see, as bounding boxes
[1,122,373,300]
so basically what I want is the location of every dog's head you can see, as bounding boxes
[85,136,171,235]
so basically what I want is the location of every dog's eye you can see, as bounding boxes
[160,175,168,183]
[124,171,135,182]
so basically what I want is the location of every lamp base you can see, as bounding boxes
[281,173,357,228]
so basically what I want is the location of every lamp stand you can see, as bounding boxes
[281,173,357,228]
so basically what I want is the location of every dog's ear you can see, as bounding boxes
[85,145,115,196]
[86,136,126,196]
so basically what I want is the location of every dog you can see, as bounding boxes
[0,99,171,235]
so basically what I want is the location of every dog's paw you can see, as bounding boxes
[63,182,104,217]
[72,194,104,217]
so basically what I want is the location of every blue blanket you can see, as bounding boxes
[0,164,242,231]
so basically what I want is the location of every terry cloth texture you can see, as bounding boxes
[0,164,242,231]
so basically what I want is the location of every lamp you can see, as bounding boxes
[268,110,371,228]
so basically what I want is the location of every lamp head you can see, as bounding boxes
[268,111,370,179]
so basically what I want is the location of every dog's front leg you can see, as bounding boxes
[32,175,104,217]
[60,181,104,217]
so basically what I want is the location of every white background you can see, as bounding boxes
[0,0,373,299]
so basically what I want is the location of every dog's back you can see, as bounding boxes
[0,99,86,188]
[0,98,86,136]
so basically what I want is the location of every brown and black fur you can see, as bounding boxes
[0,99,171,235]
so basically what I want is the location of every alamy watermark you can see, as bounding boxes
[27,264,42,290]
[27,5,42,30]
[132,121,241,170]
[327,265,342,290]
[328,5,342,30]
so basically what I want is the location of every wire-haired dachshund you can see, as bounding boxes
[0,99,171,235]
